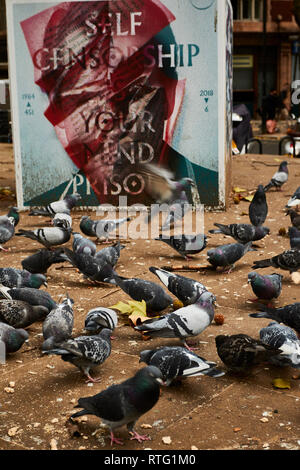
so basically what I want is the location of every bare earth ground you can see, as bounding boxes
[1,143,300,452]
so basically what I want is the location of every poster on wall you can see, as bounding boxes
[6,0,232,209]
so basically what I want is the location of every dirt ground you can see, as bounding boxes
[1,143,300,452]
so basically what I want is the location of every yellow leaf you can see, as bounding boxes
[242,195,254,202]
[128,311,150,327]
[109,301,132,314]
[274,158,282,162]
[127,300,147,315]
[233,187,247,193]
[272,378,291,389]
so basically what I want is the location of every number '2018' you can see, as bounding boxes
[200,90,213,96]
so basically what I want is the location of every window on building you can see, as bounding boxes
[231,0,263,21]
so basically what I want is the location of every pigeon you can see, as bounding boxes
[0,322,29,353]
[252,249,300,273]
[29,193,81,216]
[286,209,300,230]
[0,286,57,313]
[288,226,300,249]
[155,234,207,259]
[160,192,191,230]
[0,299,48,328]
[72,232,97,257]
[215,333,281,373]
[249,184,268,226]
[134,293,215,349]
[21,248,66,274]
[149,266,214,306]
[42,296,74,350]
[79,215,97,237]
[247,272,283,303]
[259,322,300,368]
[207,241,254,272]
[16,226,72,249]
[94,217,131,241]
[52,213,72,229]
[60,248,116,283]
[249,302,300,335]
[0,207,19,227]
[94,241,125,267]
[110,274,173,312]
[263,161,288,192]
[84,308,118,333]
[139,346,225,386]
[43,328,112,383]
[0,216,15,251]
[286,186,300,208]
[208,223,270,244]
[0,268,47,289]
[70,365,163,445]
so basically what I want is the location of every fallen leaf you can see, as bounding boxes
[233,187,247,193]
[272,378,291,389]
[109,301,132,314]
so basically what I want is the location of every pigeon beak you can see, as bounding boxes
[156,378,165,386]
[43,281,48,287]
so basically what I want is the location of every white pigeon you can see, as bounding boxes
[286,186,300,208]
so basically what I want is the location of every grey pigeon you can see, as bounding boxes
[72,232,97,256]
[286,186,300,208]
[259,322,300,368]
[215,333,281,373]
[209,223,269,244]
[21,248,66,274]
[79,216,97,237]
[16,226,72,249]
[288,226,300,249]
[249,302,300,334]
[110,274,173,312]
[43,328,112,383]
[149,266,214,306]
[29,193,81,216]
[263,161,288,192]
[85,307,118,333]
[94,217,131,241]
[134,293,216,350]
[70,365,163,445]
[155,233,207,259]
[0,216,15,251]
[0,286,57,313]
[0,322,29,353]
[139,346,224,386]
[0,207,19,227]
[207,241,254,272]
[42,296,74,350]
[160,192,191,230]
[0,268,47,289]
[286,209,300,230]
[248,271,283,303]
[0,300,48,328]
[252,248,300,273]
[94,241,125,267]
[52,213,72,229]
[60,248,116,283]
[249,185,268,226]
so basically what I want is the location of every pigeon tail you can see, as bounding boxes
[252,259,272,269]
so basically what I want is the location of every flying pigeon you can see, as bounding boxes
[0,216,15,251]
[43,328,112,383]
[209,223,270,244]
[0,300,48,328]
[0,207,19,227]
[72,232,97,257]
[139,346,225,386]
[134,293,215,349]
[247,272,283,303]
[16,226,72,249]
[52,213,72,229]
[288,226,300,249]
[259,322,300,368]
[70,365,163,445]
[215,333,281,373]
[286,209,300,230]
[84,307,118,333]
[263,161,288,192]
[0,286,57,313]
[149,266,214,306]
[249,185,268,226]
[249,302,300,335]
[252,249,300,273]
[207,241,254,272]
[286,186,300,208]
[21,248,66,274]
[110,274,173,312]
[42,296,74,350]
[155,234,207,259]
[0,322,29,353]
[29,193,81,216]
[94,241,125,267]
[60,248,116,283]
[0,268,47,289]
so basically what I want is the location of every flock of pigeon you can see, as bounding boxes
[1,160,300,447]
